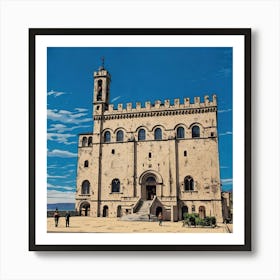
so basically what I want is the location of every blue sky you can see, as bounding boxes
[47,47,232,204]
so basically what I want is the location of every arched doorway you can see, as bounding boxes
[144,176,157,200]
[182,205,188,220]
[103,205,109,217]
[117,205,122,217]
[199,206,206,219]
[80,201,90,216]
[156,206,162,217]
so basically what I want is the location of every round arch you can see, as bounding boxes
[79,201,90,216]
[139,170,163,185]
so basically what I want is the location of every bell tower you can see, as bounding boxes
[93,58,111,113]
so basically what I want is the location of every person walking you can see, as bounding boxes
[54,208,60,227]
[158,212,163,226]
[65,211,70,227]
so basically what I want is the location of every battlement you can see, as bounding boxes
[105,95,217,114]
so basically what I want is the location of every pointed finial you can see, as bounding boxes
[99,56,105,71]
[102,56,105,68]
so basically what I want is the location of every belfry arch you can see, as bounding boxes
[139,170,163,200]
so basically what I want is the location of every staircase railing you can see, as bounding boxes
[132,198,142,213]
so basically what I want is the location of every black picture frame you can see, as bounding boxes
[29,28,251,251]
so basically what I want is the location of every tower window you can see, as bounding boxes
[192,125,200,138]
[112,178,120,193]
[184,150,187,157]
[88,137,93,146]
[176,127,185,139]
[82,137,87,147]
[116,130,124,142]
[104,131,111,143]
[138,129,146,141]
[149,152,152,158]
[97,79,102,101]
[112,149,115,154]
[184,176,194,191]
[154,128,162,140]
[81,180,90,194]
[84,160,89,168]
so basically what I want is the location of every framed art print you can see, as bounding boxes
[29,28,251,251]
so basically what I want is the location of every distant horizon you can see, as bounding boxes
[47,47,233,204]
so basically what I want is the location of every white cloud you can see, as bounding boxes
[47,90,68,97]
[221,178,233,185]
[47,108,92,124]
[220,166,229,169]
[47,183,75,191]
[111,96,122,102]
[48,123,91,133]
[47,132,76,145]
[218,108,232,113]
[219,131,232,136]
[75,108,88,113]
[47,149,77,158]
[47,190,75,204]
[47,174,68,179]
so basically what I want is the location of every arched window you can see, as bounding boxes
[138,129,146,141]
[81,180,90,194]
[112,178,120,193]
[192,125,200,138]
[88,137,93,146]
[103,205,109,217]
[82,137,87,147]
[104,131,111,143]
[176,127,185,139]
[184,176,194,191]
[116,130,124,142]
[154,128,162,140]
[84,160,89,168]
[97,79,102,101]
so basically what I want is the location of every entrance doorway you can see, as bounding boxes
[80,201,90,216]
[103,205,109,217]
[146,185,156,200]
[182,206,188,220]
[144,176,157,200]
[199,206,206,219]
[156,206,162,217]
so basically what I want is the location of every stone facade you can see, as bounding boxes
[75,65,223,222]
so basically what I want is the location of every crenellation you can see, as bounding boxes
[109,104,114,112]
[155,100,161,109]
[126,103,132,111]
[174,98,180,107]
[164,99,170,108]
[145,101,151,109]
[136,102,141,109]
[103,94,217,116]
[118,103,123,111]
[184,98,190,106]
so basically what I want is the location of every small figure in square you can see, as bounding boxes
[54,208,60,227]
[158,212,163,226]
[65,211,70,227]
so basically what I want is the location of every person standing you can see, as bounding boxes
[158,212,163,226]
[54,208,60,227]
[65,211,70,227]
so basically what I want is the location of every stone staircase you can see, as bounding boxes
[120,200,157,221]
